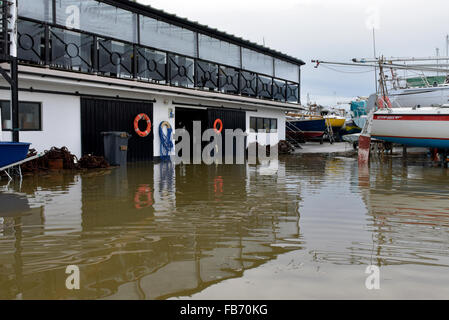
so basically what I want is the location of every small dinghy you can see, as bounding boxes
[0,142,31,168]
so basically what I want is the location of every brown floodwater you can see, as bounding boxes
[0,154,448,300]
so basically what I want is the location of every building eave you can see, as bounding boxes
[0,64,304,112]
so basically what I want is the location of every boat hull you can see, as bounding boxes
[325,118,346,131]
[287,119,325,139]
[371,108,449,149]
[0,142,31,168]
[388,86,449,108]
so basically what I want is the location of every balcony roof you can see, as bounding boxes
[104,0,305,67]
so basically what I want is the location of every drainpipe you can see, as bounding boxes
[9,0,19,142]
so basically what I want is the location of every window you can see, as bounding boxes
[0,101,41,131]
[242,48,274,76]
[264,118,270,130]
[140,16,197,57]
[250,117,278,133]
[56,0,138,42]
[275,59,299,82]
[250,117,257,131]
[18,0,53,23]
[199,34,241,68]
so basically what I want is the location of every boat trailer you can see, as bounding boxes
[0,153,43,182]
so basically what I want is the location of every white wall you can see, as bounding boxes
[0,90,81,157]
[0,76,289,158]
[153,99,176,157]
[246,107,286,146]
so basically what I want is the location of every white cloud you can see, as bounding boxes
[136,0,449,105]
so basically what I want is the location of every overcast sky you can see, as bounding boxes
[137,0,449,106]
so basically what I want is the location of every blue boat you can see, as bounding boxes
[286,117,326,140]
[0,142,31,168]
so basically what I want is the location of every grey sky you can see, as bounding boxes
[137,0,449,106]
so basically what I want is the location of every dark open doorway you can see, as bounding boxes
[174,107,246,161]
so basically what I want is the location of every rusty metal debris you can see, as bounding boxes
[78,155,110,169]
[278,140,295,155]
[21,147,110,173]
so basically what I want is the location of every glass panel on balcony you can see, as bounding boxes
[219,66,239,95]
[196,61,218,91]
[98,39,133,78]
[56,0,137,42]
[287,82,299,103]
[198,34,240,68]
[50,27,94,72]
[257,75,272,99]
[18,0,53,22]
[240,71,257,97]
[273,79,287,102]
[275,59,299,82]
[137,48,167,84]
[17,20,45,64]
[169,55,194,88]
[242,48,273,76]
[140,16,196,57]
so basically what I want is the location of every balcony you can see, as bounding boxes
[16,18,300,104]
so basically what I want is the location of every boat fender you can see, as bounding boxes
[377,96,392,109]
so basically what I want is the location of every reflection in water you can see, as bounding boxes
[0,161,301,299]
[0,154,448,299]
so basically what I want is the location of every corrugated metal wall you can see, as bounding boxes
[207,108,246,132]
[207,108,246,160]
[81,97,154,162]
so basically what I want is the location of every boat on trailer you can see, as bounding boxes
[371,106,449,149]
[0,142,31,168]
[286,116,326,141]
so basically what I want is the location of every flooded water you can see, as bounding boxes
[0,154,448,300]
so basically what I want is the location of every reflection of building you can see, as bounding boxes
[0,0,304,161]
[0,162,301,299]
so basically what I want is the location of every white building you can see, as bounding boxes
[0,0,304,161]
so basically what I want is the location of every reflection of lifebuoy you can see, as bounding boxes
[134,113,152,137]
[214,119,223,134]
[134,184,153,209]
[214,176,223,194]
[377,96,392,109]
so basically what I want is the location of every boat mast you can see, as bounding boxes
[372,28,378,94]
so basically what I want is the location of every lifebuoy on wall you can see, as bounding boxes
[213,118,223,134]
[377,96,392,109]
[134,113,152,137]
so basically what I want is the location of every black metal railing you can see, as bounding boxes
[0,0,11,60]
[16,18,300,104]
[50,27,94,72]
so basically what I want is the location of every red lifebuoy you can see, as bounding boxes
[134,184,153,209]
[134,113,152,137]
[377,96,392,109]
[214,119,223,134]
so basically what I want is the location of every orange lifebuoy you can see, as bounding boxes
[134,113,152,137]
[213,119,223,134]
[377,96,392,109]
[134,184,153,209]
